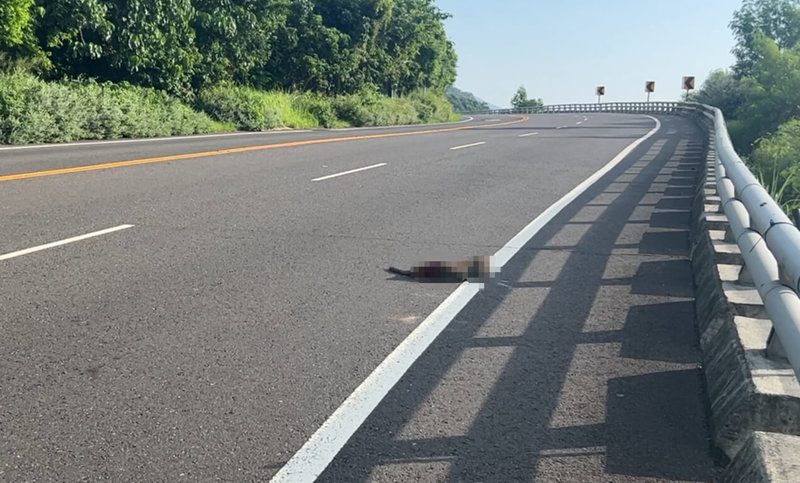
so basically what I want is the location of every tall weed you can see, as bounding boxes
[0,72,227,144]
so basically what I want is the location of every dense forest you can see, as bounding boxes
[693,0,800,211]
[1,0,457,96]
[0,0,460,143]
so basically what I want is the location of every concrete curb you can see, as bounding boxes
[718,431,800,482]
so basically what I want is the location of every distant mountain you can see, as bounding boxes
[446,86,490,112]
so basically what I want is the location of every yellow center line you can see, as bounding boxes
[0,117,530,182]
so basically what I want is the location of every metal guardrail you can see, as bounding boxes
[470,102,800,379]
[464,101,684,115]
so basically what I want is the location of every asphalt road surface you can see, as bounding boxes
[0,114,717,481]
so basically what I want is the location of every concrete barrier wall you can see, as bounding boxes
[687,116,800,481]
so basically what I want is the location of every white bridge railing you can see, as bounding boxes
[474,102,800,380]
[470,101,682,115]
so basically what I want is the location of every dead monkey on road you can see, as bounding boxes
[386,256,497,283]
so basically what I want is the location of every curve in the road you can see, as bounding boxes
[0,117,528,183]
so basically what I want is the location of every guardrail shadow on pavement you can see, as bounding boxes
[317,116,718,482]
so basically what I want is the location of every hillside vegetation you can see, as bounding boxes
[0,0,459,143]
[446,86,489,112]
[693,0,800,212]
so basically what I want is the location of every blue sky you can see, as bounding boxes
[435,0,744,107]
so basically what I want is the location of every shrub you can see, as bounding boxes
[0,73,460,145]
[332,92,378,127]
[331,89,454,127]
[198,85,325,130]
[0,72,226,144]
[291,93,340,128]
[198,85,281,131]
[749,118,800,211]
[407,90,455,123]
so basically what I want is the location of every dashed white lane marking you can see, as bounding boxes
[312,163,387,182]
[556,125,568,129]
[450,141,486,151]
[271,115,662,483]
[0,225,134,261]
[519,132,539,137]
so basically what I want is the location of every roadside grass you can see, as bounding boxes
[754,163,800,214]
[200,85,457,131]
[0,72,231,144]
[0,72,459,145]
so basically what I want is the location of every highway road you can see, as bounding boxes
[0,113,717,481]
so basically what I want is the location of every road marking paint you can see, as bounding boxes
[312,163,387,182]
[0,117,527,183]
[518,132,539,137]
[576,121,583,125]
[556,125,569,129]
[270,283,483,483]
[583,116,588,121]
[486,119,501,122]
[450,141,486,151]
[271,115,661,482]
[0,131,314,151]
[0,224,134,261]
[494,115,661,266]
[329,116,474,131]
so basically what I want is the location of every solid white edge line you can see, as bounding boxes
[494,115,661,267]
[329,116,475,132]
[270,282,483,483]
[0,116,480,150]
[450,141,486,151]
[0,224,134,261]
[0,131,314,151]
[270,115,661,483]
[312,163,387,182]
[518,132,539,138]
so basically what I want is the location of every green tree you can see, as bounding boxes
[263,0,359,93]
[729,33,800,152]
[510,86,528,108]
[511,85,543,109]
[0,0,35,48]
[38,0,199,95]
[21,0,458,99]
[730,0,800,77]
[693,69,747,118]
[191,0,288,88]
[383,0,456,94]
[0,0,46,68]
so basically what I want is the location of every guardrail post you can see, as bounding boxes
[767,328,789,360]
